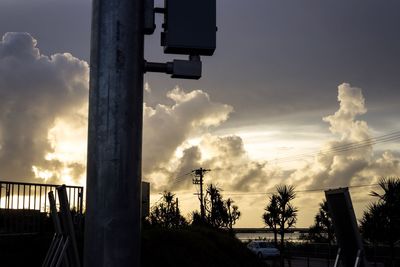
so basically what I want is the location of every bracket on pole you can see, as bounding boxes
[144,55,202,80]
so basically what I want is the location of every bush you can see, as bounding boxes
[141,226,265,267]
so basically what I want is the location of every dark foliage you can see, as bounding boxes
[0,233,53,267]
[263,194,279,246]
[198,184,241,230]
[141,226,265,267]
[302,200,335,244]
[263,185,298,250]
[147,191,188,228]
[360,177,400,245]
[360,177,400,266]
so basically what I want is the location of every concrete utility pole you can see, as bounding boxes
[193,168,210,220]
[84,0,144,266]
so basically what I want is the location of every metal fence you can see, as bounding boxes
[0,180,84,233]
[0,181,84,214]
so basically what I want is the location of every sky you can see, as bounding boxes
[0,0,400,227]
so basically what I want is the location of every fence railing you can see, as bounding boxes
[0,180,84,214]
[0,180,84,234]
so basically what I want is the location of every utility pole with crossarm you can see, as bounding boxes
[192,168,211,221]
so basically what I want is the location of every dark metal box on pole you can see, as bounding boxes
[162,0,216,56]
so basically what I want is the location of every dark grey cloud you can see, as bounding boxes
[0,0,91,61]
[146,0,400,129]
[1,0,399,189]
[1,0,399,132]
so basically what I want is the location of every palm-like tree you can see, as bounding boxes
[263,194,280,246]
[370,178,400,241]
[360,202,387,244]
[307,200,335,244]
[148,191,187,228]
[361,177,400,265]
[370,177,400,206]
[276,185,298,249]
[263,185,298,250]
[226,198,241,230]
[203,184,241,229]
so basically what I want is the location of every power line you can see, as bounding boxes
[273,133,400,163]
[208,131,400,171]
[170,171,194,186]
[155,183,384,207]
[222,183,382,196]
[166,130,400,189]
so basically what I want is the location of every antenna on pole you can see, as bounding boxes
[192,168,211,221]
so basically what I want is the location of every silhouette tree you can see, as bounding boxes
[226,198,241,230]
[148,191,187,228]
[263,185,298,251]
[196,184,241,230]
[306,200,335,244]
[360,202,387,244]
[205,184,226,228]
[263,194,279,246]
[360,177,400,265]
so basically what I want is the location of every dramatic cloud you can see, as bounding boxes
[0,32,268,190]
[167,134,280,192]
[0,32,88,183]
[142,88,287,193]
[143,87,233,174]
[1,32,398,227]
[290,83,400,191]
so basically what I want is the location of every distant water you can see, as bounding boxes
[236,232,302,242]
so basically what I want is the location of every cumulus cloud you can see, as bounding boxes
[2,33,399,227]
[0,32,269,190]
[198,135,284,192]
[290,83,400,190]
[142,88,288,193]
[142,87,233,177]
[0,32,88,183]
[148,83,400,198]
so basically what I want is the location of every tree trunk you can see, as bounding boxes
[273,230,278,247]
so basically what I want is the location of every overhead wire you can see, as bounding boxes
[222,183,382,196]
[170,170,194,186]
[273,132,400,163]
[155,183,384,205]
[167,131,400,182]
[207,130,400,171]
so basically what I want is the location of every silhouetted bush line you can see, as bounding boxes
[3,177,399,266]
[141,226,265,267]
[0,233,52,267]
